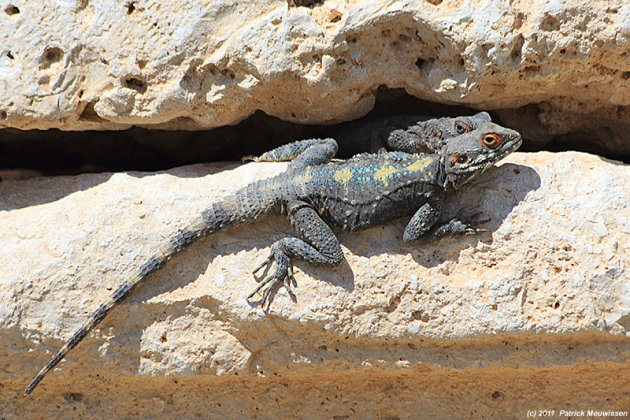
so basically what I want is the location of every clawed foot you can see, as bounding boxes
[432,216,490,238]
[247,250,296,308]
[451,219,487,235]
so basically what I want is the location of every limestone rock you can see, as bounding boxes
[1,1,630,153]
[1,151,629,415]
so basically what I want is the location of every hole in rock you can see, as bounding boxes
[329,12,341,23]
[45,47,63,63]
[63,392,84,402]
[511,34,524,62]
[4,5,19,15]
[287,0,323,7]
[491,391,504,400]
[540,15,561,31]
[78,101,105,123]
[41,47,63,68]
[124,77,147,94]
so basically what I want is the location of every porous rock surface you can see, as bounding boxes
[1,151,629,416]
[1,0,630,154]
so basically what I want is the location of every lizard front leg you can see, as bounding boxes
[403,201,442,242]
[248,200,343,306]
[403,201,483,242]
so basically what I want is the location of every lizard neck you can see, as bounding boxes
[435,156,450,191]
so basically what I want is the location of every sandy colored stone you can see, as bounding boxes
[0,151,629,415]
[2,364,629,418]
[1,1,630,153]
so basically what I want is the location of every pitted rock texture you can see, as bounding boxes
[0,151,629,413]
[1,1,630,154]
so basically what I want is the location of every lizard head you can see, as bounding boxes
[427,111,492,150]
[438,122,522,191]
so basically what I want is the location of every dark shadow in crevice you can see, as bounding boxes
[493,102,630,162]
[2,87,626,180]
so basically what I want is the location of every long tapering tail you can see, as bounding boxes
[25,176,282,396]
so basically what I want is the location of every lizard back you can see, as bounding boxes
[291,152,443,231]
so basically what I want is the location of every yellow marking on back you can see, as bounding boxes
[373,165,397,183]
[405,157,433,173]
[334,168,353,184]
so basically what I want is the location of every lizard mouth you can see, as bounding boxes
[489,135,522,161]
[504,135,523,153]
[482,136,522,171]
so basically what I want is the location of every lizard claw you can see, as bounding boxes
[451,219,489,236]
[252,254,273,275]
[463,215,492,235]
[283,266,297,294]
[464,226,487,235]
[248,249,294,307]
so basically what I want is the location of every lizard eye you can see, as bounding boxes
[451,155,469,165]
[481,133,503,149]
[436,129,443,138]
[454,121,471,134]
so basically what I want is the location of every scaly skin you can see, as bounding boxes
[24,122,521,396]
[250,111,492,162]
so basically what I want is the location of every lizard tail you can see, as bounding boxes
[25,177,282,396]
[24,253,170,396]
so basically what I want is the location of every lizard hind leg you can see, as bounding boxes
[288,138,338,167]
[248,138,339,166]
[247,200,343,307]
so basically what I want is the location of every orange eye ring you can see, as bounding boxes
[451,155,469,165]
[454,121,471,134]
[482,133,503,149]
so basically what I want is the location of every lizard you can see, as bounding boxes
[24,121,521,396]
[245,111,492,163]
